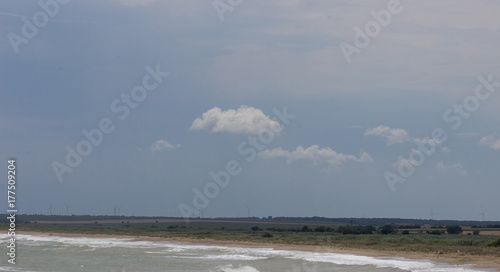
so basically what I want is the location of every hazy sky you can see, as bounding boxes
[1,0,499,221]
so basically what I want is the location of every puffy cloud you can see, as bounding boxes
[258,145,372,167]
[365,126,409,145]
[479,135,500,151]
[151,139,180,152]
[190,105,280,135]
[437,162,468,177]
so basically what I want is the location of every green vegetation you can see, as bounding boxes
[488,238,500,247]
[446,226,463,235]
[380,225,396,235]
[427,230,444,235]
[261,232,273,238]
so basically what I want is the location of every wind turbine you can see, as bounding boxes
[113,205,121,216]
[64,202,69,215]
[245,205,251,218]
[49,202,53,215]
[429,208,436,220]
[478,210,486,222]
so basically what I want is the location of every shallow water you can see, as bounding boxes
[0,234,495,272]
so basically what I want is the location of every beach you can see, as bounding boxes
[17,231,500,271]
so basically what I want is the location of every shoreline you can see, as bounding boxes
[19,230,500,271]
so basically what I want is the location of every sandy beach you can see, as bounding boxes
[20,231,500,271]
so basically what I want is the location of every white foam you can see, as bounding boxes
[172,254,268,261]
[185,245,489,272]
[11,234,164,249]
[212,264,260,272]
[221,248,488,272]
[0,266,38,272]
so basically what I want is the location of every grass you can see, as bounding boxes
[488,238,500,247]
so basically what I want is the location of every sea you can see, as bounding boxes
[0,234,497,272]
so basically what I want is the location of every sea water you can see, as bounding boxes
[0,234,496,272]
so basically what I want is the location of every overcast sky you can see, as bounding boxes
[1,0,499,221]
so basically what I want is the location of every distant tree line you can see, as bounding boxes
[250,225,477,236]
[397,225,421,229]
[472,224,500,228]
[263,216,499,227]
[251,225,400,235]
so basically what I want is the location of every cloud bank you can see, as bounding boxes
[259,145,373,167]
[365,125,442,147]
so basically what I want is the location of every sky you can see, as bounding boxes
[1,0,499,221]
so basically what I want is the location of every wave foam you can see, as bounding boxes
[212,264,260,272]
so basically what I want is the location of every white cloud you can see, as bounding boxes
[258,145,372,167]
[441,147,451,153]
[365,126,409,145]
[436,162,468,177]
[365,125,442,147]
[479,135,500,151]
[190,105,280,135]
[150,139,180,152]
